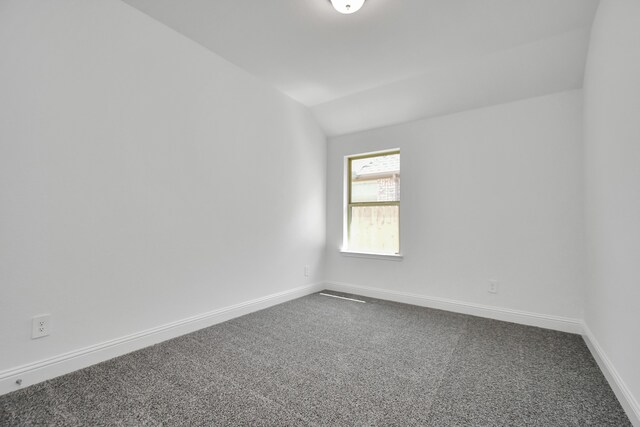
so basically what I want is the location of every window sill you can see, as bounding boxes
[340,250,404,261]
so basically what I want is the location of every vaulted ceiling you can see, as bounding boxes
[122,0,600,136]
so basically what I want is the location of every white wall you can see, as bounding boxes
[0,0,325,375]
[326,91,585,320]
[583,0,640,420]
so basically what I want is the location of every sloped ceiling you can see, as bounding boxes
[122,0,599,136]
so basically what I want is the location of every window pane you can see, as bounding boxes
[349,205,399,254]
[351,154,400,203]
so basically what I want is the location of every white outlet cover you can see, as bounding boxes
[488,280,499,294]
[32,314,51,339]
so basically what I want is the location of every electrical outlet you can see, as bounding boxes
[32,314,51,339]
[488,280,499,294]
[304,265,310,277]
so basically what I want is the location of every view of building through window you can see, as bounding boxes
[347,151,400,254]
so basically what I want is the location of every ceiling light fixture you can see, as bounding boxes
[330,0,366,14]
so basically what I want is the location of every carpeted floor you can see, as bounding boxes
[0,291,631,426]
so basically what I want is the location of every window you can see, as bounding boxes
[345,150,400,255]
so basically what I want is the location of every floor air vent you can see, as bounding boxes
[319,292,366,303]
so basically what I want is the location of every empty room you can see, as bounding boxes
[1,0,639,425]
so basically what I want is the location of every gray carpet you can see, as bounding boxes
[0,291,631,426]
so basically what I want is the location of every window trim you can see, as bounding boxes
[344,149,401,256]
[339,250,404,261]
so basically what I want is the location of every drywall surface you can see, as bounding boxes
[313,29,591,137]
[0,0,326,373]
[326,91,585,319]
[583,0,640,418]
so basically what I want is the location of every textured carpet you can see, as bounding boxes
[0,291,631,426]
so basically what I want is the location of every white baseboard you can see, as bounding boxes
[582,323,640,427]
[0,283,324,397]
[324,281,583,334]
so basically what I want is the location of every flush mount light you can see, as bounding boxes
[330,0,366,14]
